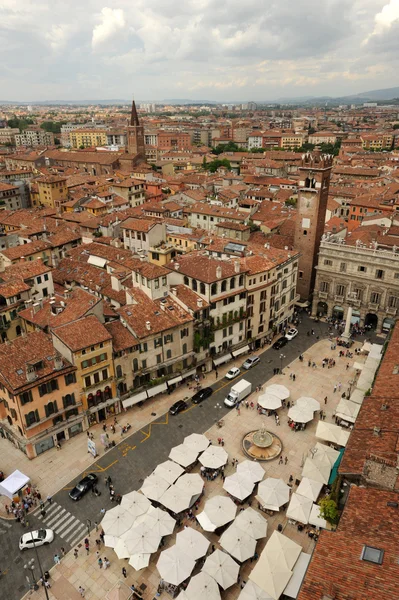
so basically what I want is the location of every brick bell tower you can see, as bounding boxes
[127,99,145,160]
[294,151,333,301]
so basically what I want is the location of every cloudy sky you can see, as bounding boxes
[1,0,399,101]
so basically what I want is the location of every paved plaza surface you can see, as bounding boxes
[0,316,377,599]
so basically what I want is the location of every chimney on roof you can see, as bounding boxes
[197,298,203,308]
[234,260,240,274]
[145,321,151,330]
[171,287,177,295]
[26,363,37,382]
[174,262,180,271]
[53,354,64,371]
[216,266,222,279]
[64,288,72,299]
[33,302,41,314]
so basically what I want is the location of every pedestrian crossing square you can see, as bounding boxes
[31,502,86,548]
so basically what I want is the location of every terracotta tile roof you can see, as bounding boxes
[166,251,248,283]
[0,279,31,298]
[120,217,159,232]
[52,315,112,352]
[0,182,18,192]
[216,221,250,231]
[0,239,52,261]
[45,149,120,166]
[104,320,138,352]
[170,284,210,312]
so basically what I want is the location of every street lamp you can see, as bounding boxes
[279,354,285,374]
[29,531,50,600]
[24,558,39,591]
[86,518,92,537]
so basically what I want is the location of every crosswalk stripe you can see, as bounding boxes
[52,513,73,533]
[44,508,66,527]
[37,504,60,521]
[32,502,57,517]
[67,525,87,548]
[63,521,85,541]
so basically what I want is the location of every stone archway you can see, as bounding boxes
[332,305,344,320]
[317,301,328,317]
[364,313,378,330]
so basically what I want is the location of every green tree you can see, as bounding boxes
[7,116,34,130]
[308,127,316,134]
[393,124,399,130]
[212,141,242,155]
[202,156,207,170]
[40,121,67,134]
[203,158,231,173]
[319,497,340,525]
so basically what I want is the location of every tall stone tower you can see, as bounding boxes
[294,152,333,301]
[127,99,145,159]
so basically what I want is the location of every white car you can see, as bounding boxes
[225,367,241,380]
[242,356,260,370]
[285,328,298,340]
[19,528,54,551]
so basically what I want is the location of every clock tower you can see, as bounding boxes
[293,152,333,301]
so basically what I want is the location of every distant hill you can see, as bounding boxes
[342,86,399,101]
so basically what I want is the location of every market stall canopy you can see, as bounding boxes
[169,444,199,468]
[349,389,365,405]
[296,477,323,502]
[202,549,240,590]
[286,493,313,525]
[238,580,274,600]
[237,460,265,484]
[266,384,290,400]
[296,396,320,412]
[353,361,364,371]
[128,553,151,571]
[138,506,175,537]
[154,460,184,485]
[120,490,151,518]
[309,503,327,529]
[302,457,331,485]
[264,531,302,571]
[220,523,257,563]
[202,495,237,528]
[184,572,221,600]
[140,473,170,502]
[257,478,290,512]
[157,545,196,586]
[199,445,228,469]
[183,433,210,453]
[113,538,131,560]
[235,507,268,540]
[315,421,350,447]
[249,556,292,600]
[313,442,340,467]
[0,470,30,499]
[123,522,161,555]
[336,398,360,423]
[176,527,210,560]
[223,472,255,501]
[174,473,204,498]
[283,552,312,599]
[258,393,282,411]
[101,505,136,539]
[159,485,193,514]
[197,511,217,532]
[288,405,314,424]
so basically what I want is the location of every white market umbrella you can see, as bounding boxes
[266,384,290,400]
[220,524,257,563]
[101,505,136,538]
[258,393,282,410]
[237,460,265,484]
[203,549,240,590]
[223,472,255,501]
[157,545,195,586]
[113,538,131,560]
[257,478,290,511]
[185,572,221,600]
[141,473,170,502]
[249,557,292,600]
[154,460,184,485]
[139,506,175,537]
[315,421,350,447]
[169,444,199,468]
[176,527,210,560]
[121,490,151,517]
[159,485,193,514]
[286,492,313,525]
[313,442,340,467]
[184,433,210,453]
[302,457,331,485]
[309,503,327,529]
[203,495,237,528]
[336,398,360,422]
[296,477,323,502]
[199,445,228,469]
[104,534,119,550]
[296,396,320,412]
[197,511,217,532]
[238,580,274,600]
[175,473,204,498]
[288,405,314,424]
[235,507,268,540]
[128,553,151,571]
[123,522,161,555]
[264,531,302,571]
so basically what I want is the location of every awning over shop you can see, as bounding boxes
[147,383,168,398]
[122,391,148,408]
[168,375,182,386]
[182,368,197,379]
[232,345,250,358]
[213,354,232,366]
[0,470,30,499]
[328,447,345,485]
[295,300,309,308]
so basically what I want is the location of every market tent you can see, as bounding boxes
[257,478,290,511]
[308,504,327,529]
[237,460,265,483]
[235,507,268,540]
[353,361,364,371]
[159,485,193,514]
[349,389,365,405]
[249,556,292,600]
[315,422,350,447]
[0,470,30,499]
[138,506,175,537]
[120,490,151,518]
[141,473,170,502]
[202,495,237,528]
[175,473,204,499]
[128,553,151,571]
[197,511,217,532]
[123,522,161,555]
[199,445,228,469]
[288,405,314,424]
[184,572,221,600]
[169,444,199,468]
[286,493,313,525]
[266,384,290,400]
[223,472,255,501]
[328,447,345,485]
[176,527,210,560]
[154,460,184,485]
[183,433,210,453]
[202,549,240,590]
[113,538,131,560]
[238,580,274,600]
[313,443,340,467]
[264,531,302,571]
[296,397,320,412]
[258,393,282,410]
[296,477,323,502]
[219,523,257,562]
[283,552,311,599]
[336,399,360,423]
[101,505,136,540]
[157,545,196,586]
[302,457,331,485]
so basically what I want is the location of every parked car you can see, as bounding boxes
[272,337,288,350]
[191,387,213,404]
[69,473,98,501]
[19,529,54,551]
[169,400,188,415]
[225,367,241,380]
[242,356,260,370]
[285,328,298,340]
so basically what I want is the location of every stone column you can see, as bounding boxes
[342,305,352,340]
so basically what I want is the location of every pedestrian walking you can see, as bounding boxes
[293,374,296,382]
[47,495,52,505]
[94,521,99,531]
[54,554,60,565]
[44,580,51,589]
[215,370,218,379]
[333,384,337,393]
[284,456,288,465]
[78,586,85,597]
[40,507,46,518]
[103,557,110,569]
[60,547,65,557]
[324,396,328,405]
[84,538,90,554]
[74,549,79,559]
[122,567,127,578]
[98,557,103,568]
[279,456,283,465]
[100,508,106,516]
[102,424,107,432]
[96,538,101,549]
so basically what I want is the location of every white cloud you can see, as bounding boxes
[45,24,72,50]
[363,0,399,43]
[92,7,126,50]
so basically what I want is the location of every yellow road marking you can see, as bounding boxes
[140,412,169,443]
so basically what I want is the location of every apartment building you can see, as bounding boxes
[32,175,68,210]
[110,178,146,207]
[0,182,22,211]
[0,127,20,145]
[187,203,249,232]
[15,129,54,147]
[69,129,108,149]
[0,331,81,458]
[121,218,165,254]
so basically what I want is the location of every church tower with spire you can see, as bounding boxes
[127,99,145,159]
